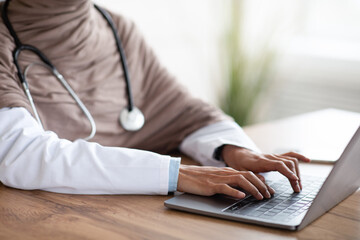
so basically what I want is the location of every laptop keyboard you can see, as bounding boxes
[223,175,325,221]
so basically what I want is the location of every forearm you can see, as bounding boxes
[0,107,176,195]
[179,120,260,166]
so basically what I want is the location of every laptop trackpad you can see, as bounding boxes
[165,193,240,213]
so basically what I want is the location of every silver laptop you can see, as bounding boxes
[164,126,360,231]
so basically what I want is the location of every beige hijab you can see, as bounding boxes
[0,0,228,153]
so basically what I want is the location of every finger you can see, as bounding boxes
[233,175,264,200]
[266,183,275,195]
[242,172,272,198]
[215,184,246,199]
[255,174,265,182]
[255,174,275,195]
[280,156,302,190]
[288,178,301,193]
[269,155,297,175]
[262,158,299,181]
[269,155,300,192]
[281,152,311,162]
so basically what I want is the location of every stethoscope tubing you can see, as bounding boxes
[2,0,97,140]
[23,62,97,140]
[13,45,55,82]
[1,0,144,139]
[95,5,135,112]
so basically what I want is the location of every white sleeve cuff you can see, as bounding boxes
[179,121,260,167]
[168,157,180,192]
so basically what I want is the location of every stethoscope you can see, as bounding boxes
[1,0,145,141]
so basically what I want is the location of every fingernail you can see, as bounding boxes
[256,192,263,200]
[238,192,246,198]
[269,187,275,195]
[295,183,300,192]
[265,190,271,198]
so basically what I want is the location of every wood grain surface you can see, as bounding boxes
[0,159,359,240]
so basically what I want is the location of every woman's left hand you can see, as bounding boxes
[221,145,311,192]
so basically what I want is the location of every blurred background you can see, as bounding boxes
[97,0,360,126]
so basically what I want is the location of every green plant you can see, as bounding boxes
[220,0,275,126]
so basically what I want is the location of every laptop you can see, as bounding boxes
[164,125,360,230]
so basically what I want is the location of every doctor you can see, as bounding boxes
[0,0,309,200]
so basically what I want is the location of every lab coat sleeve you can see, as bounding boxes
[0,107,178,195]
[180,121,261,167]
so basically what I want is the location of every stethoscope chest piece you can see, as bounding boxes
[119,107,145,131]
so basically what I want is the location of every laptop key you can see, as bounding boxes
[246,211,264,217]
[260,205,273,210]
[263,211,277,216]
[256,207,269,212]
[283,209,296,213]
[273,205,287,210]
[268,209,282,214]
[234,207,254,215]
[265,202,278,207]
[222,175,326,222]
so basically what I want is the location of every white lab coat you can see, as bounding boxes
[0,107,258,194]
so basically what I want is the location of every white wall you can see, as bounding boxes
[260,0,360,121]
[96,0,229,105]
[97,0,360,122]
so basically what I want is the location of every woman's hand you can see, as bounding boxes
[177,165,275,200]
[222,145,311,192]
[176,145,310,200]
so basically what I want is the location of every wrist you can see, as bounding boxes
[222,145,250,166]
[177,164,190,193]
[222,145,238,165]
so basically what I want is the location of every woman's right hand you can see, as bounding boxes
[176,165,275,200]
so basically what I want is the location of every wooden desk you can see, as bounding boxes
[0,157,359,240]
